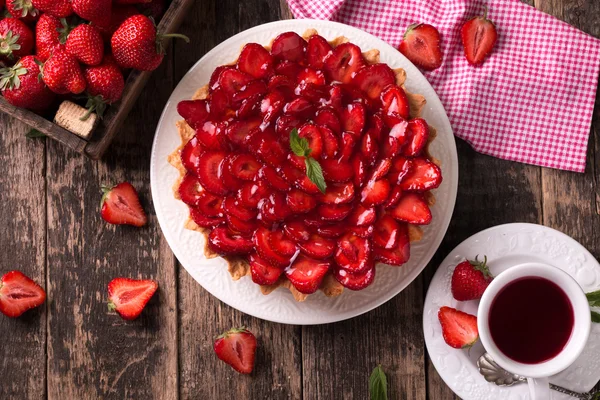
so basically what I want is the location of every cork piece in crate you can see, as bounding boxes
[53,101,98,140]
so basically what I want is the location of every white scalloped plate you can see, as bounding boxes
[424,223,600,399]
[151,19,458,324]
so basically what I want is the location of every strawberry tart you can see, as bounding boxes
[168,29,442,301]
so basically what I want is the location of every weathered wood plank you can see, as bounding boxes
[45,51,178,398]
[0,115,47,399]
[176,0,302,399]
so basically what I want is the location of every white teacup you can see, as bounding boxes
[477,262,591,399]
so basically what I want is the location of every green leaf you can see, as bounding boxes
[289,128,310,157]
[25,129,46,138]
[587,290,600,307]
[369,365,388,400]
[305,157,326,194]
[592,311,600,324]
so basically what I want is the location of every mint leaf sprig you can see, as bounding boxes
[369,365,388,400]
[289,128,326,194]
[586,290,600,323]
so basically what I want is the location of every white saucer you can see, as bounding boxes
[424,223,600,400]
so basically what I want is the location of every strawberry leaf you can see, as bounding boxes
[369,365,388,400]
[305,157,326,194]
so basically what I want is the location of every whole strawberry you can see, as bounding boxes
[72,0,111,28]
[138,0,165,19]
[451,256,493,301]
[31,0,72,18]
[0,55,55,111]
[66,24,103,66]
[0,18,34,61]
[111,15,189,71]
[35,14,69,62]
[41,48,86,94]
[83,55,125,117]
[97,5,138,41]
[6,0,40,24]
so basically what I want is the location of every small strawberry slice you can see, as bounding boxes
[320,182,354,205]
[268,74,295,99]
[217,68,254,96]
[369,159,392,181]
[333,265,376,291]
[324,43,365,84]
[461,7,497,66]
[341,102,365,136]
[381,136,401,159]
[316,126,338,160]
[381,85,410,119]
[208,226,254,255]
[271,32,306,62]
[209,88,234,119]
[366,112,385,141]
[214,327,257,374]
[228,153,261,181]
[253,226,292,267]
[236,94,261,119]
[352,155,367,188]
[285,255,330,294]
[275,115,302,140]
[107,278,158,321]
[177,99,209,129]
[226,213,257,235]
[351,225,374,238]
[451,256,493,301]
[226,118,261,146]
[283,97,316,119]
[384,184,404,209]
[283,219,311,242]
[231,80,268,108]
[209,65,229,90]
[0,271,46,318]
[266,192,291,221]
[249,130,287,167]
[360,131,379,165]
[339,132,357,162]
[346,204,376,226]
[196,121,227,150]
[373,223,410,266]
[335,232,372,273]
[315,107,341,135]
[399,23,443,71]
[373,214,400,249]
[361,179,391,207]
[304,212,329,228]
[287,189,317,213]
[307,34,332,69]
[388,156,413,185]
[180,134,204,173]
[400,158,442,191]
[260,90,285,125]
[438,307,479,349]
[274,60,303,79]
[219,155,244,191]
[320,159,354,183]
[101,182,147,227]
[197,151,228,195]
[318,203,353,221]
[178,173,204,206]
[269,230,297,257]
[297,67,326,86]
[317,224,347,238]
[190,207,225,228]
[403,119,429,156]
[353,64,395,101]
[296,175,322,195]
[384,112,409,142]
[298,233,335,259]
[237,181,269,208]
[298,123,323,159]
[390,193,432,225]
[327,84,343,110]
[258,165,291,191]
[250,253,283,285]
[223,196,256,221]
[197,192,224,217]
[238,43,273,78]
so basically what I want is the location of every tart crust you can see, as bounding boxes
[169,29,440,301]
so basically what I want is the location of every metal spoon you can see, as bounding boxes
[477,353,600,399]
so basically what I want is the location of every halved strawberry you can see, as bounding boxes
[388,156,413,185]
[197,192,224,217]
[271,32,306,62]
[217,68,254,96]
[341,102,365,136]
[268,74,295,98]
[283,219,311,242]
[298,233,335,259]
[298,123,323,159]
[320,182,354,204]
[223,196,257,221]
[318,203,353,221]
[373,223,410,266]
[351,225,374,238]
[319,126,339,159]
[228,153,261,181]
[197,151,228,195]
[0,271,46,318]
[178,173,204,206]
[177,99,209,129]
[208,226,254,255]
[461,7,497,66]
[352,155,367,187]
[317,224,347,238]
[324,43,365,84]
[438,307,479,349]
[283,97,316,119]
[390,193,432,225]
[275,115,302,140]
[360,131,379,165]
[373,214,400,249]
[260,90,285,125]
[285,255,330,294]
[361,179,391,207]
[346,204,376,226]
[400,158,442,191]
[258,165,291,191]
[339,132,357,162]
[101,182,148,227]
[249,130,286,167]
[226,213,258,235]
[353,64,395,101]
[320,159,354,182]
[190,207,225,228]
[253,226,292,267]
[250,253,283,285]
[238,43,274,78]
[403,119,429,156]
[333,265,375,291]
[307,34,332,69]
[180,134,204,173]
[381,85,410,119]
[335,232,372,273]
[236,181,269,208]
[399,23,443,71]
[214,327,257,374]
[315,107,341,135]
[107,278,158,321]
[269,230,297,257]
[287,189,317,213]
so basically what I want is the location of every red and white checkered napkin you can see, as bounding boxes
[287,0,600,172]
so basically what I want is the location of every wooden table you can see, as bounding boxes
[1,0,598,399]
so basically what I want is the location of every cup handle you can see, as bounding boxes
[527,377,551,400]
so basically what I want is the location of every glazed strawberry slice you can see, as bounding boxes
[0,271,46,318]
[275,115,302,140]
[197,192,224,217]
[341,102,365,136]
[180,134,204,173]
[304,212,329,228]
[361,179,391,207]
[208,226,254,255]
[324,43,365,84]
[315,107,341,135]
[283,219,311,242]
[381,85,409,119]
[209,65,229,90]
[335,232,372,273]
[196,121,227,150]
[369,159,392,181]
[267,192,291,220]
[403,119,429,156]
[298,233,336,259]
[268,74,295,99]
[319,126,339,159]
[249,130,286,167]
[228,153,261,181]
[327,84,343,110]
[217,68,254,96]
[390,193,432,225]
[197,151,228,195]
[298,123,323,159]
[438,307,479,349]
[253,226,292,267]
[381,136,401,159]
[373,223,410,266]
[333,265,376,291]
[317,224,347,238]
[177,99,209,129]
[101,182,148,227]
[226,213,258,235]
[388,156,413,185]
[238,43,274,78]
[373,214,400,249]
[384,184,404,209]
[296,175,322,195]
[231,80,268,108]
[210,88,234,119]
[351,225,374,238]
[218,154,244,191]
[287,189,317,213]
[399,23,443,71]
[190,207,225,228]
[320,182,354,205]
[214,327,257,374]
[279,163,305,186]
[385,113,409,144]
[347,204,376,226]
[360,131,379,165]
[236,181,269,208]
[107,278,158,321]
[320,158,354,183]
[353,64,396,101]
[223,196,257,221]
[352,155,367,188]
[318,203,353,221]
[236,94,262,119]
[400,158,442,191]
[271,32,306,63]
[283,97,316,119]
[339,132,357,162]
[178,173,204,206]
[250,252,283,286]
[269,230,297,257]
[285,255,330,294]
[307,34,332,69]
[260,90,285,125]
[258,165,291,191]
[298,67,326,86]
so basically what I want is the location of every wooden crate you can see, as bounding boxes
[0,0,194,159]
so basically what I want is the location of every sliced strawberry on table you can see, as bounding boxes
[389,193,432,225]
[438,306,479,349]
[335,232,372,273]
[208,226,254,255]
[197,192,224,217]
[226,117,261,146]
[323,42,365,84]
[214,327,257,374]
[238,43,273,78]
[320,158,354,183]
[318,203,353,221]
[353,64,396,101]
[320,182,354,205]
[190,207,225,228]
[361,179,391,207]
[285,255,330,294]
[341,102,366,136]
[228,153,261,181]
[315,107,341,135]
[307,34,332,69]
[461,7,497,66]
[0,271,46,318]
[403,118,429,156]
[177,99,210,129]
[250,253,283,286]
[101,182,147,227]
[451,256,493,301]
[287,189,317,213]
[271,31,306,62]
[399,23,443,71]
[107,278,158,321]
[346,204,376,226]
[381,85,410,119]
[373,223,410,266]
[283,219,311,242]
[298,233,335,259]
[217,68,254,96]
[253,226,292,267]
[400,157,442,191]
[258,165,291,191]
[223,196,257,221]
[373,214,401,249]
[333,265,376,291]
[269,230,297,257]
[196,151,228,195]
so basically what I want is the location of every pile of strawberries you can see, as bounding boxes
[0,0,182,118]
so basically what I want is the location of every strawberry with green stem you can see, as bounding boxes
[108,278,158,320]
[31,0,73,18]
[40,47,86,94]
[451,255,493,301]
[82,56,125,120]
[6,0,40,24]
[0,18,33,61]
[35,14,70,62]
[0,55,55,111]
